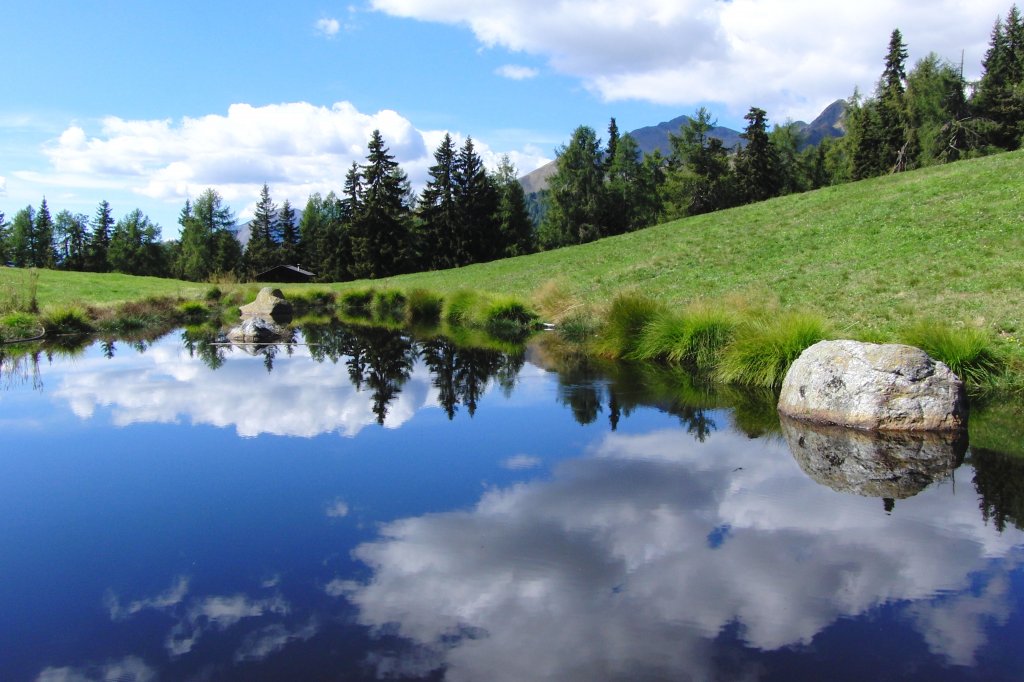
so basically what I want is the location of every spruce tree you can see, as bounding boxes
[974,7,1024,150]
[605,134,661,233]
[278,199,299,266]
[417,133,459,269]
[351,130,412,278]
[32,198,55,268]
[244,183,278,276]
[9,206,34,268]
[492,155,535,257]
[54,210,89,270]
[453,137,499,263]
[878,28,914,172]
[604,117,620,172]
[734,107,781,203]
[87,201,114,272]
[298,193,330,278]
[0,211,8,265]
[109,209,164,276]
[539,125,606,248]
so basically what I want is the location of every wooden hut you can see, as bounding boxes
[254,265,316,283]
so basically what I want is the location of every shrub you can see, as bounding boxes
[716,311,829,387]
[204,286,222,302]
[406,288,444,326]
[179,301,208,320]
[901,320,1005,388]
[594,293,666,359]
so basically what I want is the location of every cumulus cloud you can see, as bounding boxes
[315,17,341,37]
[495,64,539,80]
[338,427,1023,680]
[37,101,550,225]
[36,656,156,682]
[371,0,1007,121]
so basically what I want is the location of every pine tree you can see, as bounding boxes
[417,133,459,269]
[492,155,535,257]
[453,136,499,263]
[109,209,164,276]
[734,107,781,203]
[176,189,239,280]
[9,206,34,267]
[351,130,412,278]
[974,7,1024,150]
[53,210,89,270]
[32,198,55,268]
[878,28,914,172]
[298,193,330,278]
[539,125,606,248]
[604,134,661,233]
[87,200,114,272]
[604,117,620,172]
[278,199,299,266]
[244,183,279,277]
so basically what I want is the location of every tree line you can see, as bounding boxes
[2,5,1023,280]
[538,5,1024,246]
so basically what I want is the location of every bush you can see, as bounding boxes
[179,301,208,320]
[204,286,222,302]
[716,311,829,387]
[901,320,1005,388]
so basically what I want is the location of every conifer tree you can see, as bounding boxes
[417,133,459,269]
[734,107,781,203]
[539,125,606,248]
[298,193,330,278]
[177,189,239,280]
[974,6,1024,149]
[350,130,412,278]
[604,117,620,172]
[453,136,499,263]
[0,211,9,265]
[9,206,34,267]
[108,209,164,276]
[605,134,661,233]
[53,210,89,270]
[32,198,55,268]
[244,183,279,276]
[278,199,299,266]
[87,200,114,272]
[492,155,535,257]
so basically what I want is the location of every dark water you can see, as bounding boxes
[2,326,1024,681]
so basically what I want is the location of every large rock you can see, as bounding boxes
[778,340,966,431]
[240,287,292,322]
[781,416,966,499]
[227,316,289,344]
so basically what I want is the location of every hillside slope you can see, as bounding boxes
[386,151,1024,338]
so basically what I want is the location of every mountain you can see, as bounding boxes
[518,99,847,192]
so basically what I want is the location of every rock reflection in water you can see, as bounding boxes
[781,416,967,500]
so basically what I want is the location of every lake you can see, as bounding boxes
[2,325,1023,681]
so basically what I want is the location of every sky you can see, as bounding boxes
[0,0,1010,238]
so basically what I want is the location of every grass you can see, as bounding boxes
[900,319,1005,389]
[715,311,831,388]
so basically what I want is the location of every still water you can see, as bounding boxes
[2,326,1023,681]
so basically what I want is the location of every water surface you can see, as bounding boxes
[2,328,1023,681]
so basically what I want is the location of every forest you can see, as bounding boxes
[2,5,1023,283]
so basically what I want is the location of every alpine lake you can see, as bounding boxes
[2,319,1024,682]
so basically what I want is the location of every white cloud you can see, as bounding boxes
[371,0,1008,121]
[315,17,341,37]
[339,427,1023,680]
[34,101,550,227]
[0,175,6,196]
[36,656,156,682]
[502,454,542,470]
[326,499,350,517]
[495,64,539,80]
[107,576,190,621]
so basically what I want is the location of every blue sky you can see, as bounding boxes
[0,1,1008,237]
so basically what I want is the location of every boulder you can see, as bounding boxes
[227,316,288,344]
[778,340,966,431]
[781,416,966,499]
[240,287,293,322]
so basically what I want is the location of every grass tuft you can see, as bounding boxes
[372,289,407,322]
[340,289,375,318]
[716,311,829,387]
[41,305,95,335]
[594,293,666,359]
[901,320,1005,388]
[406,288,444,326]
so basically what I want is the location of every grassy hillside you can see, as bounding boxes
[3,150,1022,344]
[380,150,1024,341]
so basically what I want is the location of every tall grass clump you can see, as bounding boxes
[178,301,209,323]
[0,268,39,315]
[630,304,736,369]
[41,305,95,335]
[443,290,480,326]
[483,296,537,339]
[372,289,407,322]
[289,289,336,312]
[405,288,443,326]
[340,289,375,318]
[901,320,1004,388]
[716,311,829,387]
[594,293,666,359]
[0,311,44,342]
